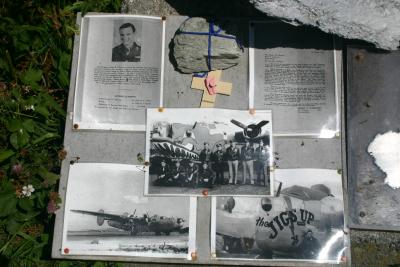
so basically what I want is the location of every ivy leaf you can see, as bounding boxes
[0,193,18,217]
[38,168,59,186]
[0,150,15,163]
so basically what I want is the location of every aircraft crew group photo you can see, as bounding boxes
[152,139,271,189]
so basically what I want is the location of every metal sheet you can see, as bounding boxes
[347,47,400,230]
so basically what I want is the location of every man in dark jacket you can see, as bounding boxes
[255,140,270,186]
[212,144,225,185]
[153,159,170,186]
[184,161,198,188]
[112,23,141,62]
[199,142,212,162]
[299,229,321,259]
[168,160,185,186]
[198,162,214,188]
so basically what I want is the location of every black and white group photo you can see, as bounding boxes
[62,163,194,258]
[212,169,345,261]
[145,108,273,196]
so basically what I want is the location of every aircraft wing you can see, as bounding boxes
[71,209,129,222]
[281,185,330,201]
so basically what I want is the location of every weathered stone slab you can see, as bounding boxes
[250,0,400,50]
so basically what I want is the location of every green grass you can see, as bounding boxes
[0,1,122,266]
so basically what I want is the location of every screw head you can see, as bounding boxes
[202,189,209,197]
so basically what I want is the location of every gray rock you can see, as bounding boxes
[172,17,242,73]
[250,0,400,50]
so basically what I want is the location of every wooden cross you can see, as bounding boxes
[191,70,232,108]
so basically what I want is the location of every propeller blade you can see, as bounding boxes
[276,181,283,197]
[231,119,247,129]
[256,120,269,129]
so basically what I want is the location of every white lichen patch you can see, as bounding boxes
[368,131,400,189]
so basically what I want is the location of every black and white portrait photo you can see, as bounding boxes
[112,20,142,62]
[145,108,273,196]
[211,169,346,263]
[62,163,196,259]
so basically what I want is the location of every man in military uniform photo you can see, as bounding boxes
[212,143,226,185]
[112,22,141,62]
[199,142,212,162]
[153,159,170,186]
[184,161,198,188]
[255,139,270,186]
[226,141,240,185]
[168,160,185,187]
[241,140,255,184]
[198,162,214,188]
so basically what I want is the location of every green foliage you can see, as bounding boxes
[0,0,122,266]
